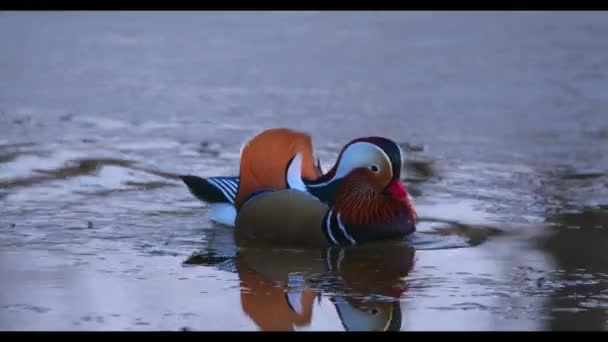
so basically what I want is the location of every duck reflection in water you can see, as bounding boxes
[233,241,415,331]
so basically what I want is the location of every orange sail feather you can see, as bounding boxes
[235,128,321,208]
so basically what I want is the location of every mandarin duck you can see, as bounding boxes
[181,128,417,247]
[234,241,414,331]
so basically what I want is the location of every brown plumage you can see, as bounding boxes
[332,168,405,225]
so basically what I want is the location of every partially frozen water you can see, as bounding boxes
[1,11,607,331]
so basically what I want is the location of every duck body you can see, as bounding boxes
[181,127,417,247]
[235,187,415,248]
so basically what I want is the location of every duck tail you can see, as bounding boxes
[180,175,239,205]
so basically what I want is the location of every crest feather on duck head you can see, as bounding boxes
[307,136,404,187]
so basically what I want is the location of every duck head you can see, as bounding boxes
[306,137,410,201]
[300,137,417,242]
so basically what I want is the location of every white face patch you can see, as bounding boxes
[332,142,392,181]
[306,142,392,188]
[333,300,392,331]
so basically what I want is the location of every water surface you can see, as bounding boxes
[1,11,607,331]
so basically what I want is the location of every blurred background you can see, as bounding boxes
[0,11,607,331]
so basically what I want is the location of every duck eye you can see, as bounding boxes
[369,164,380,173]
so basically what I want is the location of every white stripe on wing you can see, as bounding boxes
[218,178,238,194]
[207,178,235,204]
[215,178,237,198]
